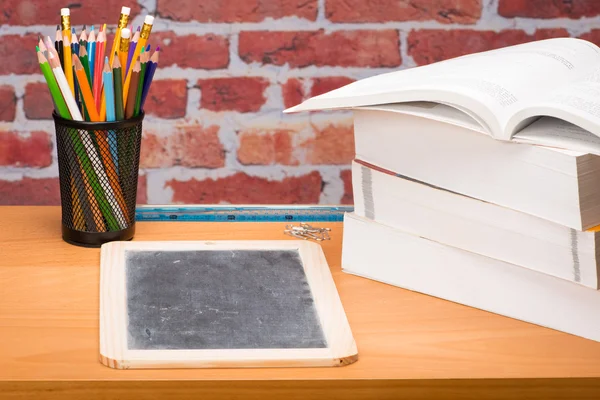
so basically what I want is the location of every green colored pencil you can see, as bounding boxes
[69,130,120,230]
[37,51,70,118]
[134,49,147,116]
[79,46,91,87]
[113,54,124,120]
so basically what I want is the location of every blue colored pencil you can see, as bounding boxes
[140,47,159,111]
[87,26,96,87]
[103,57,119,171]
[71,29,82,111]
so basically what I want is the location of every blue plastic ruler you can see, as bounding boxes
[135,205,353,222]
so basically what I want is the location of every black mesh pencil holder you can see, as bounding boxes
[53,112,144,247]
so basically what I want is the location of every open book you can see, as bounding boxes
[286,38,600,155]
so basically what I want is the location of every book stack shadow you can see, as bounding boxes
[288,38,600,342]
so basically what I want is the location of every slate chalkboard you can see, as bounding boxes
[100,241,357,369]
[125,249,327,350]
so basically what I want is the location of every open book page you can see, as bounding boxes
[287,38,600,139]
[507,66,600,142]
[358,102,489,134]
[513,117,600,155]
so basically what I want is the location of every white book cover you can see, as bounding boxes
[352,161,600,288]
[342,213,600,343]
[351,107,600,230]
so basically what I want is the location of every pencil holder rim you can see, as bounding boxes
[52,111,145,130]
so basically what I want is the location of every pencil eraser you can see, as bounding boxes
[121,6,131,15]
[144,15,155,25]
[61,8,70,16]
[121,28,131,38]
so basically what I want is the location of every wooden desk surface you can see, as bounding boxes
[2,206,600,399]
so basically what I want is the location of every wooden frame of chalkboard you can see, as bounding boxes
[99,240,358,369]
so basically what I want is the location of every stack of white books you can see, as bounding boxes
[288,37,600,342]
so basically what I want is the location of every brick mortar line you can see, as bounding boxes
[2,17,600,37]
[143,164,349,181]
[0,164,347,180]
[2,65,402,83]
[3,108,352,130]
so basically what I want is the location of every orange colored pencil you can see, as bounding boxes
[72,55,100,122]
[93,133,130,225]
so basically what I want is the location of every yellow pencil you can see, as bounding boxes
[123,15,154,105]
[100,6,130,121]
[118,28,131,84]
[60,8,74,95]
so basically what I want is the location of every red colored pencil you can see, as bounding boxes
[93,27,106,110]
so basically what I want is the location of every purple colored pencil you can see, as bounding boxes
[125,26,140,74]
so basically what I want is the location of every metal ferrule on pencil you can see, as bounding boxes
[119,36,129,52]
[140,23,152,39]
[118,14,129,29]
[61,15,70,31]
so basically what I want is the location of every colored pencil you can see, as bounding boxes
[69,176,86,230]
[55,26,64,69]
[103,58,119,172]
[100,6,130,121]
[118,28,131,84]
[71,28,79,56]
[38,37,48,58]
[112,54,124,121]
[78,46,92,90]
[60,8,74,96]
[125,60,140,119]
[134,49,148,116]
[93,28,106,110]
[38,51,70,118]
[103,59,116,122]
[123,15,153,105]
[48,51,82,121]
[68,33,81,112]
[44,36,60,62]
[87,26,96,87]
[79,25,87,49]
[73,54,100,122]
[126,26,140,74]
[78,46,92,120]
[140,47,159,111]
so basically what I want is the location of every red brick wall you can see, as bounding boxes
[1,0,599,205]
